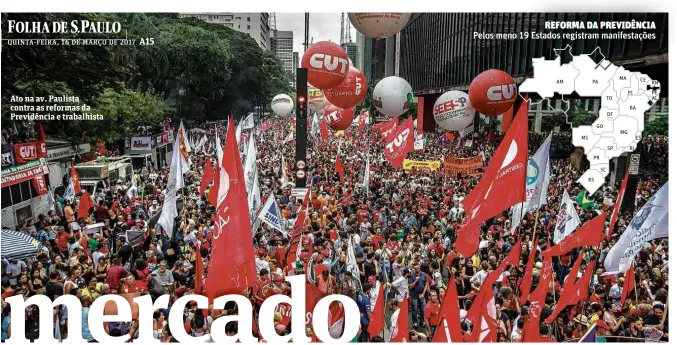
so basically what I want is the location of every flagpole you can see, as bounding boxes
[633,276,639,306]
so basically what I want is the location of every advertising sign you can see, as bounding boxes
[130,136,152,151]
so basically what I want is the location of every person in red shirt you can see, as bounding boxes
[55,228,71,258]
[424,290,442,337]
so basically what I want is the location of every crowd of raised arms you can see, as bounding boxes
[1,115,669,343]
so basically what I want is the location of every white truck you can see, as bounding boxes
[74,157,133,194]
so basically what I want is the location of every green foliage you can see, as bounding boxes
[2,12,293,142]
[644,115,668,136]
[89,84,166,142]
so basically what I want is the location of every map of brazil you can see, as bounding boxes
[520,45,661,194]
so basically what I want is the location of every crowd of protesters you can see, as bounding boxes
[0,115,669,343]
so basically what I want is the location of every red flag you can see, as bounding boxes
[199,159,214,197]
[432,281,464,342]
[522,251,553,342]
[541,214,606,257]
[36,122,46,142]
[205,116,257,300]
[195,245,204,294]
[286,188,312,268]
[367,283,385,337]
[455,100,529,257]
[320,118,329,140]
[608,167,630,237]
[335,154,345,183]
[620,264,635,309]
[70,164,82,195]
[358,111,367,132]
[390,299,409,342]
[207,167,220,206]
[520,236,539,304]
[563,250,585,290]
[378,117,399,142]
[545,260,594,323]
[383,117,414,168]
[77,190,93,219]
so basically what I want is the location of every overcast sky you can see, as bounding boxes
[275,13,357,55]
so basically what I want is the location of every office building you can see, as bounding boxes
[270,30,295,82]
[356,31,374,82]
[179,13,270,49]
[293,51,299,79]
[341,42,359,71]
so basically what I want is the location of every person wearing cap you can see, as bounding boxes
[390,268,411,303]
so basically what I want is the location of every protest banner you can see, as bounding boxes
[443,154,484,175]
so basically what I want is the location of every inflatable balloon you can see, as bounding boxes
[308,87,330,112]
[468,69,517,116]
[271,94,294,116]
[324,67,368,109]
[301,41,350,90]
[433,90,474,131]
[372,76,414,118]
[324,105,354,131]
[349,13,412,38]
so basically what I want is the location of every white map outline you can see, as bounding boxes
[519,45,661,194]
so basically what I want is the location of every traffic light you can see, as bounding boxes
[296,68,308,120]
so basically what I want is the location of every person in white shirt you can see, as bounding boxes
[255,248,270,274]
[470,262,489,290]
[368,277,381,309]
[388,299,401,341]
[390,268,411,302]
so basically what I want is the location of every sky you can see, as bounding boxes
[275,13,357,55]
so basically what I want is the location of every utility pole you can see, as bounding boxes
[303,13,310,52]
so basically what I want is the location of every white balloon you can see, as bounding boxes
[271,94,294,116]
[349,13,412,38]
[372,76,414,118]
[433,90,474,131]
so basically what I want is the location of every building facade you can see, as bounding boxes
[179,13,270,49]
[356,32,375,82]
[397,13,669,133]
[270,30,295,80]
[341,42,359,71]
[293,52,299,81]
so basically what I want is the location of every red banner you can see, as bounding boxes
[13,141,47,164]
[31,174,49,195]
[383,117,414,168]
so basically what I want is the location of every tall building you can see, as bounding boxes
[356,31,374,82]
[293,52,299,80]
[341,42,359,71]
[179,13,270,49]
[270,30,295,82]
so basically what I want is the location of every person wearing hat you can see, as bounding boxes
[256,248,270,274]
[572,314,589,338]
